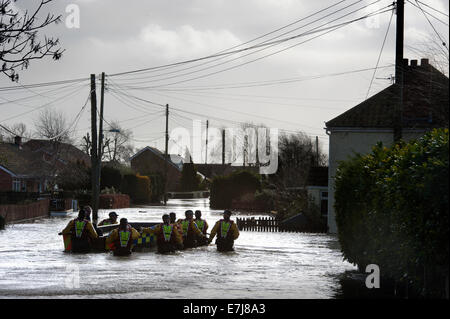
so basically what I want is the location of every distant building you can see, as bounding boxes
[0,137,90,193]
[325,58,449,233]
[195,163,259,179]
[306,166,328,218]
[130,146,183,191]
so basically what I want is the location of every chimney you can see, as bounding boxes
[403,58,409,68]
[410,59,418,67]
[421,58,429,66]
[14,135,22,146]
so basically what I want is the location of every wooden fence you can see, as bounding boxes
[236,217,280,232]
[236,216,314,233]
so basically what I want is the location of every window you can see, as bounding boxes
[12,180,21,192]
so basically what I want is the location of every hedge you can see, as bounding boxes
[335,129,449,298]
[121,173,152,204]
[210,170,261,209]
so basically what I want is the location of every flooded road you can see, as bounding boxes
[0,199,356,298]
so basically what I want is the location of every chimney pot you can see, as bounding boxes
[403,58,409,67]
[421,58,429,66]
[14,135,22,146]
[411,59,418,67]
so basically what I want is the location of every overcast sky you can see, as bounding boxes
[1,0,448,160]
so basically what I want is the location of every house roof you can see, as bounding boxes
[0,142,53,178]
[326,59,449,129]
[23,139,90,165]
[0,139,89,178]
[130,146,184,171]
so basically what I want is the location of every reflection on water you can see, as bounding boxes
[0,199,356,298]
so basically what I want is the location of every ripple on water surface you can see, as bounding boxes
[0,199,355,298]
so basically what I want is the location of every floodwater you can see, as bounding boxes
[0,199,356,299]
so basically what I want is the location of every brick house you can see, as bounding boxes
[0,136,90,193]
[325,58,449,233]
[130,146,184,191]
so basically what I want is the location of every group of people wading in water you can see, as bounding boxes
[59,208,240,256]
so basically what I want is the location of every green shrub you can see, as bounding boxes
[101,166,122,190]
[335,129,449,297]
[120,173,152,203]
[210,170,261,209]
[134,174,152,203]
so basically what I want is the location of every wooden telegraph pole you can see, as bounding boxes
[90,74,99,223]
[205,120,209,164]
[164,104,169,205]
[394,0,404,142]
[95,72,105,223]
[222,129,226,165]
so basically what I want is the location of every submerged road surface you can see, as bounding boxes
[0,199,356,298]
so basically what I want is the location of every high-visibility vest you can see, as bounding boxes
[181,220,190,237]
[162,224,173,242]
[118,229,131,248]
[74,220,86,238]
[220,221,232,238]
[195,220,205,232]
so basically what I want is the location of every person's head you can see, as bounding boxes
[83,206,92,221]
[162,214,170,224]
[169,212,176,223]
[109,211,119,222]
[185,210,194,220]
[223,210,232,221]
[77,209,86,220]
[119,218,128,229]
[195,210,202,219]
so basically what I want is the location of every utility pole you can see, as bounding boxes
[164,104,169,205]
[394,0,404,142]
[222,129,226,165]
[96,72,105,224]
[315,136,319,167]
[90,74,99,223]
[205,120,209,164]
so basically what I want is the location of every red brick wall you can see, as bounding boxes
[0,169,12,192]
[99,194,130,209]
[0,198,50,223]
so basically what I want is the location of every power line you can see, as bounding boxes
[111,1,389,88]
[123,65,393,92]
[0,77,89,92]
[112,0,351,82]
[365,10,395,99]
[0,84,88,123]
[114,5,393,90]
[107,0,356,78]
[112,0,366,84]
[416,0,449,17]
[411,0,449,56]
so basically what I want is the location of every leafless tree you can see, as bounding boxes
[0,122,30,142]
[102,121,134,163]
[34,107,73,143]
[0,0,63,81]
[407,34,449,77]
[274,132,327,188]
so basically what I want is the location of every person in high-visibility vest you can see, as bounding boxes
[105,218,140,256]
[143,214,183,253]
[169,212,183,240]
[60,209,98,253]
[177,210,206,249]
[83,205,103,236]
[98,212,119,226]
[194,210,208,246]
[208,210,239,252]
